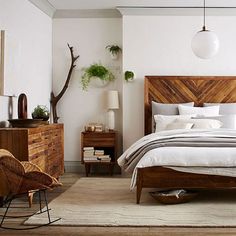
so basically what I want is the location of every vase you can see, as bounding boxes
[18,93,27,119]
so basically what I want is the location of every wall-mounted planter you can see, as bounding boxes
[81,63,115,90]
[124,71,135,82]
[89,76,109,88]
[106,45,122,61]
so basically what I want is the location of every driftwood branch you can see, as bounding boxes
[50,44,79,123]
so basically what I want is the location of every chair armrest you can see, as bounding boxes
[20,171,62,194]
[20,171,53,193]
[21,161,42,173]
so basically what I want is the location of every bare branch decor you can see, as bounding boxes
[50,44,79,123]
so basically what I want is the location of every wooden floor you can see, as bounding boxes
[1,172,236,236]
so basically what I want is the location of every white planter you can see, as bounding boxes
[110,52,119,60]
[90,76,109,88]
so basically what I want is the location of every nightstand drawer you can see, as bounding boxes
[83,138,115,147]
[82,132,115,147]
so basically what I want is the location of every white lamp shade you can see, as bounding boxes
[191,30,219,59]
[107,90,119,109]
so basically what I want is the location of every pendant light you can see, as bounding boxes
[191,0,219,59]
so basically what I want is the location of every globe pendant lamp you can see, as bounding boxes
[191,0,219,59]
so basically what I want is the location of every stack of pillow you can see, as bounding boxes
[152,101,236,132]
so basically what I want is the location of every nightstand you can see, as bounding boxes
[81,131,117,176]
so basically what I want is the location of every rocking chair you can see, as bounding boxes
[0,149,62,230]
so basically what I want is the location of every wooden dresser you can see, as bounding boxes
[0,124,64,178]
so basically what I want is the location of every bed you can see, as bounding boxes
[120,75,236,204]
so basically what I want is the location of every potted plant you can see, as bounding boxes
[124,71,135,82]
[32,105,50,121]
[106,45,122,60]
[81,63,115,90]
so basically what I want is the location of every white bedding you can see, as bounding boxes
[130,146,236,189]
[116,129,236,189]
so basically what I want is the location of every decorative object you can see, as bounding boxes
[124,71,135,82]
[150,190,198,204]
[106,45,122,60]
[18,93,28,119]
[32,105,49,121]
[50,44,79,123]
[84,123,103,132]
[81,63,115,90]
[25,177,236,227]
[0,30,4,95]
[191,0,219,59]
[8,118,45,128]
[107,90,119,130]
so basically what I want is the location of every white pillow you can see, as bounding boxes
[195,115,236,129]
[175,118,223,129]
[165,122,194,130]
[204,103,236,115]
[154,115,192,132]
[151,101,194,132]
[178,105,220,116]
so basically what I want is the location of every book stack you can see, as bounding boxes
[83,147,96,162]
[96,155,111,162]
[83,147,111,163]
[95,149,111,162]
[94,150,104,156]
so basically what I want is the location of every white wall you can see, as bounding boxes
[53,18,122,162]
[123,15,236,149]
[0,0,52,123]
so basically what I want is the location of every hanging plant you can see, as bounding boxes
[81,63,115,90]
[106,45,122,60]
[124,71,135,82]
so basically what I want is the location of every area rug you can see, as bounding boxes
[25,178,236,227]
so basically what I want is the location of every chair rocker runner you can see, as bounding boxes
[0,149,62,230]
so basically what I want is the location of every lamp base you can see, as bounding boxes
[107,109,115,130]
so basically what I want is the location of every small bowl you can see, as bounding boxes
[150,190,198,204]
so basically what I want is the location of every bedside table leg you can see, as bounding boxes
[85,164,91,177]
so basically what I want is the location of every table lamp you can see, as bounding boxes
[107,90,119,130]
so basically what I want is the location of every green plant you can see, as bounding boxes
[124,71,135,82]
[106,45,122,56]
[81,63,115,90]
[32,105,49,120]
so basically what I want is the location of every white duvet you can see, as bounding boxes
[117,129,236,189]
[130,146,236,189]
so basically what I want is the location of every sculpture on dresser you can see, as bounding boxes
[18,93,28,119]
[50,44,79,123]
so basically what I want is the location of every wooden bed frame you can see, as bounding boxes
[136,75,236,204]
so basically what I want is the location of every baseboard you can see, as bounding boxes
[64,161,122,175]
[64,161,85,173]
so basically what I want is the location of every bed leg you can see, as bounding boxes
[136,169,142,204]
[136,184,142,204]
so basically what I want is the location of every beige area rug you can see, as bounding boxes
[25,178,236,227]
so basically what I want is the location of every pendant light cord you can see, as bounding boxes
[203,0,206,31]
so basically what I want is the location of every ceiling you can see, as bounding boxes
[47,0,236,9]
[28,0,236,18]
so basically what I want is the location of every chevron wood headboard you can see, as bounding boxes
[144,76,236,135]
